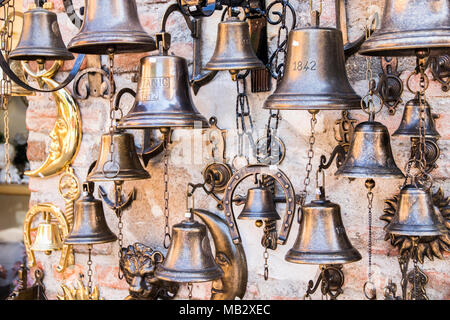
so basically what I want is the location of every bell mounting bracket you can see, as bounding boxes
[304,264,345,300]
[375,57,403,115]
[98,181,135,219]
[429,54,450,92]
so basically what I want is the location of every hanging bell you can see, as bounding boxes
[155,216,224,283]
[335,119,404,179]
[204,16,265,81]
[359,0,450,57]
[385,184,447,237]
[87,129,150,182]
[393,93,440,138]
[9,4,74,61]
[238,187,281,221]
[118,55,209,129]
[67,0,156,54]
[64,182,117,245]
[30,221,63,254]
[264,27,361,111]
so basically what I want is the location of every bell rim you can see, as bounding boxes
[285,248,362,265]
[263,94,362,111]
[118,115,211,130]
[204,60,265,71]
[154,265,224,283]
[9,47,75,61]
[64,234,118,245]
[392,130,441,139]
[87,170,150,182]
[237,213,281,220]
[335,167,405,179]
[30,245,62,252]
[385,224,447,237]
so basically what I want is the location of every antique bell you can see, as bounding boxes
[204,16,265,81]
[155,215,224,283]
[359,0,450,57]
[87,129,150,182]
[264,27,361,111]
[238,187,281,221]
[30,221,63,254]
[64,182,117,245]
[385,184,447,237]
[9,4,74,61]
[67,0,156,54]
[335,118,404,179]
[393,93,440,138]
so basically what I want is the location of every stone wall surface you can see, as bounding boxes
[22,0,449,300]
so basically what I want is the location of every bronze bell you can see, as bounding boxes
[9,5,74,61]
[155,216,224,283]
[385,184,447,237]
[64,182,117,245]
[285,188,361,265]
[88,129,150,182]
[118,55,209,129]
[335,120,404,179]
[31,221,63,254]
[204,16,265,81]
[359,0,450,57]
[264,27,361,111]
[238,187,281,221]
[393,93,440,138]
[67,0,156,54]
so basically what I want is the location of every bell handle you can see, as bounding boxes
[342,12,377,60]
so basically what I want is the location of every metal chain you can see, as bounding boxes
[273,1,289,80]
[263,246,269,280]
[299,114,317,206]
[187,282,193,299]
[116,208,124,279]
[367,189,374,282]
[87,244,93,299]
[163,145,171,249]
[235,74,256,158]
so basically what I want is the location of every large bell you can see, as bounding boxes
[335,120,404,179]
[393,93,440,138]
[30,221,63,254]
[264,27,361,111]
[67,0,156,55]
[118,55,209,129]
[9,4,74,61]
[155,217,224,283]
[64,182,117,245]
[87,129,150,182]
[238,187,281,221]
[385,184,447,237]
[359,0,450,57]
[204,16,265,81]
[285,190,361,265]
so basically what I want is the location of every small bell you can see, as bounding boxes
[87,129,150,182]
[155,215,224,283]
[64,182,117,245]
[393,93,440,138]
[238,187,281,221]
[385,184,447,237]
[31,221,63,254]
[204,16,264,81]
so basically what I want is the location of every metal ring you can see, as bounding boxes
[101,160,120,179]
[406,72,429,94]
[232,155,249,171]
[360,93,383,115]
[363,281,377,300]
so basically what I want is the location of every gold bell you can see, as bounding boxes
[385,184,447,237]
[31,220,63,255]
[9,5,74,61]
[204,16,265,81]
[88,129,150,182]
[264,27,361,111]
[64,182,117,245]
[68,0,156,54]
[238,187,281,221]
[359,0,450,57]
[155,215,224,283]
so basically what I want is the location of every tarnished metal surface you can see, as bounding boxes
[238,187,281,221]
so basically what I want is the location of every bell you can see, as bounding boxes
[118,55,209,129]
[31,222,63,254]
[238,187,281,221]
[359,0,450,57]
[264,27,361,111]
[335,120,404,179]
[87,129,150,182]
[385,184,447,237]
[67,0,156,54]
[393,93,440,138]
[204,16,265,81]
[9,4,74,61]
[64,182,117,245]
[155,217,224,283]
[285,189,361,264]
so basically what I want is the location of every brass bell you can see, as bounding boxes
[238,187,281,221]
[335,120,404,179]
[385,184,447,237]
[118,55,209,129]
[64,182,117,245]
[88,129,150,182]
[9,5,74,61]
[359,0,450,57]
[155,215,224,283]
[67,0,156,54]
[285,188,361,265]
[31,221,63,254]
[204,16,265,81]
[264,27,361,111]
[393,93,440,138]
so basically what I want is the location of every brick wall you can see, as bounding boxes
[24,0,449,300]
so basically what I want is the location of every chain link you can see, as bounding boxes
[163,145,171,249]
[299,114,317,204]
[235,74,256,158]
[187,282,193,299]
[263,246,269,280]
[367,189,374,282]
[87,244,93,299]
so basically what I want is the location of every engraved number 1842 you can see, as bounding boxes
[293,60,317,71]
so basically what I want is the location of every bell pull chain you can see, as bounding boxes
[87,244,93,299]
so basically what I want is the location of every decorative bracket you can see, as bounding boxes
[376,57,403,115]
[98,181,135,218]
[304,264,345,300]
[410,137,440,174]
[429,54,449,92]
